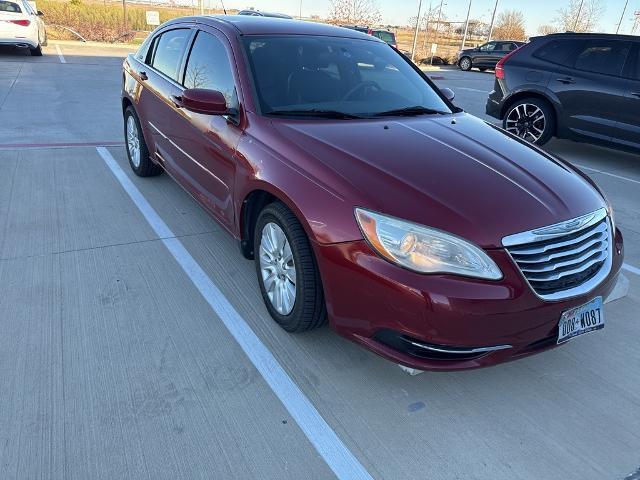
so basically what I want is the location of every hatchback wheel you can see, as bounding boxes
[254,202,326,332]
[124,106,163,177]
[503,98,555,145]
[459,57,472,71]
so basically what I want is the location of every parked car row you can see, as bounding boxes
[122,16,623,371]
[0,0,46,55]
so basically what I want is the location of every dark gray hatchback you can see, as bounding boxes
[486,33,640,152]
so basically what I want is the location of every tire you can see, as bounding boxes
[254,201,326,333]
[459,56,472,71]
[124,105,163,177]
[503,97,556,146]
[29,44,42,56]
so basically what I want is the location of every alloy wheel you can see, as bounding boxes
[505,103,546,143]
[259,222,297,315]
[460,58,471,70]
[126,115,141,168]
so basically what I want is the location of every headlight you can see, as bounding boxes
[355,208,502,280]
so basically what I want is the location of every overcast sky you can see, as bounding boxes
[216,0,640,36]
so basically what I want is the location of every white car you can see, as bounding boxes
[0,0,46,56]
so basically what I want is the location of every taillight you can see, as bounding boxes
[495,45,524,79]
[9,19,31,26]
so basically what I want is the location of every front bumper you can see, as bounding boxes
[314,228,624,371]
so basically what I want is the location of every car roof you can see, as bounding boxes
[531,32,639,41]
[166,15,381,41]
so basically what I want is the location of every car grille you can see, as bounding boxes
[504,211,611,300]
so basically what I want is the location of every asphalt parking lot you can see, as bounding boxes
[0,42,639,480]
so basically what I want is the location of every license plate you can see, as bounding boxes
[557,297,604,344]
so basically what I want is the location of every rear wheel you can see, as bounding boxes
[29,44,42,56]
[503,98,555,145]
[124,106,163,177]
[254,202,326,333]
[459,56,472,71]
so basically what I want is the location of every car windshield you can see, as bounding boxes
[243,35,452,118]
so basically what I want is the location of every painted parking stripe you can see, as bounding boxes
[623,263,640,276]
[0,141,124,150]
[55,44,66,64]
[96,147,373,480]
[455,87,490,93]
[575,164,640,186]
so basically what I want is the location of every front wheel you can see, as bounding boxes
[459,56,472,71]
[254,202,326,332]
[503,98,555,145]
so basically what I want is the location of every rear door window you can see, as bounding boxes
[151,29,191,82]
[0,1,21,12]
[573,40,631,77]
[183,30,238,108]
[373,31,395,44]
[533,39,582,66]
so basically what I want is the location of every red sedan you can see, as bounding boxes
[121,16,624,370]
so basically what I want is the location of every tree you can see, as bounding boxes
[328,0,381,26]
[555,0,604,32]
[537,24,559,35]
[492,10,527,41]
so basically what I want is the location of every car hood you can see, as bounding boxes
[271,113,606,249]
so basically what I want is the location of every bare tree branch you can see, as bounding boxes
[492,10,527,41]
[328,0,381,26]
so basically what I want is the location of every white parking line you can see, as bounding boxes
[55,44,66,64]
[455,87,490,94]
[575,164,640,186]
[623,263,640,276]
[96,147,373,480]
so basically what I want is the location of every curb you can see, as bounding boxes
[51,40,139,50]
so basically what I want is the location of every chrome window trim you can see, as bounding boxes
[502,208,613,302]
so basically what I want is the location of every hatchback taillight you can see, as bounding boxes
[495,45,524,79]
[8,19,31,26]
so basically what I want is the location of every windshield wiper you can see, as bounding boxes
[373,106,447,117]
[266,109,364,119]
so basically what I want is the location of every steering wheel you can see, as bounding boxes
[342,81,381,101]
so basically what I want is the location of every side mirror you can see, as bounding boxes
[180,88,228,115]
[440,87,455,102]
[37,10,44,16]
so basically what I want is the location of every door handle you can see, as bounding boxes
[170,94,184,108]
[138,71,148,81]
[631,92,640,98]
[556,77,575,84]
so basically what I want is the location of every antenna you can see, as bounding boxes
[220,0,227,14]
